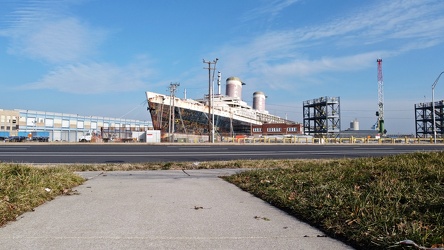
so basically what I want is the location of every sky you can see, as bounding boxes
[1,0,444,134]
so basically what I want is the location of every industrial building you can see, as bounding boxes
[251,123,303,136]
[0,109,153,142]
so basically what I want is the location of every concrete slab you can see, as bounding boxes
[0,169,354,249]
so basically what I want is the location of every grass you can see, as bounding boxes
[60,159,310,172]
[0,164,85,227]
[0,152,443,249]
[223,151,444,249]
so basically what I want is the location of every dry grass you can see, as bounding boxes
[0,164,85,227]
[223,151,444,249]
[50,158,327,171]
[1,152,443,250]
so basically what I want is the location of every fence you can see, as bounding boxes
[233,136,444,144]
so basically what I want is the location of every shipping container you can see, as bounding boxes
[145,130,161,143]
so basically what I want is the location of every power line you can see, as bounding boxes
[119,100,147,119]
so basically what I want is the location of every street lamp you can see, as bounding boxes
[432,71,444,144]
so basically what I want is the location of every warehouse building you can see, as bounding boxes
[0,109,153,142]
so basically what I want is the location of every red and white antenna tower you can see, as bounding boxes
[376,58,385,134]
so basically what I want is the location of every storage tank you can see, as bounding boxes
[226,77,243,99]
[350,119,359,130]
[253,91,266,111]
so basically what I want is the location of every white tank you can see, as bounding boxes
[226,77,242,99]
[253,91,266,111]
[350,119,359,130]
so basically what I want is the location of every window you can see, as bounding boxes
[267,127,281,132]
[27,117,36,126]
[77,121,84,129]
[288,127,299,132]
[45,118,54,127]
[253,128,262,132]
[62,120,70,128]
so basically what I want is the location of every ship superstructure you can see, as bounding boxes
[146,76,295,141]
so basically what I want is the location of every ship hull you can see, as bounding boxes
[148,100,252,141]
[146,91,291,142]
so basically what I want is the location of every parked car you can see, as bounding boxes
[31,136,49,142]
[8,136,28,142]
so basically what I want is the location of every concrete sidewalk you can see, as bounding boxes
[0,169,354,249]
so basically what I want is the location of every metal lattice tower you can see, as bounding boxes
[416,71,444,139]
[303,96,341,138]
[415,102,435,138]
[376,58,385,134]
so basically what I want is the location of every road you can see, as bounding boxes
[0,143,443,164]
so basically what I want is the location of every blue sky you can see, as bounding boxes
[1,0,444,134]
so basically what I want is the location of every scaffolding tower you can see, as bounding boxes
[415,100,444,138]
[303,96,341,138]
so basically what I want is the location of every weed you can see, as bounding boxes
[0,164,85,227]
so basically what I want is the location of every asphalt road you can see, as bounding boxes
[0,143,443,164]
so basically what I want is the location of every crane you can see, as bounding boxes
[375,58,385,134]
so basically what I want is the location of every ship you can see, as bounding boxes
[146,76,296,142]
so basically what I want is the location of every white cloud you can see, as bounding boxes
[1,0,106,63]
[8,18,106,63]
[298,0,444,47]
[21,60,154,94]
[217,0,444,91]
[242,0,300,22]
[267,52,383,77]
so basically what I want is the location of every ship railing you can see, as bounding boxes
[234,110,256,119]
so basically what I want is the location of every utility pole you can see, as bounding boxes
[203,58,218,143]
[168,82,180,142]
[432,71,444,143]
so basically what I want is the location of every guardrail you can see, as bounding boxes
[234,136,444,144]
